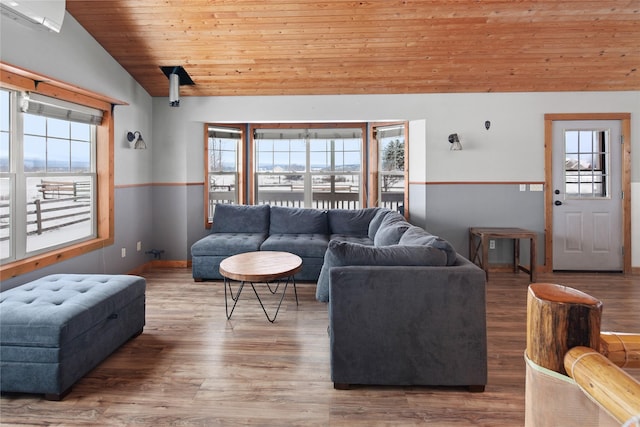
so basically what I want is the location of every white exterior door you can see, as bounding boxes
[552,120,623,271]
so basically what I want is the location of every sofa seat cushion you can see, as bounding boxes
[269,206,329,235]
[330,234,374,246]
[316,240,448,302]
[191,232,267,256]
[0,274,145,348]
[328,208,381,236]
[399,226,458,265]
[211,203,270,233]
[261,233,329,258]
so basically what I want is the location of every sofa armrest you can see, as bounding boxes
[328,257,487,388]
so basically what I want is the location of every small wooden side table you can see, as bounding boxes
[469,227,537,283]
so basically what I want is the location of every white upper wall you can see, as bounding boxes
[153,91,639,184]
[0,12,153,186]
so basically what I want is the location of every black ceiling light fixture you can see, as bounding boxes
[160,66,195,107]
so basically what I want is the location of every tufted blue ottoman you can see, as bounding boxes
[0,274,145,400]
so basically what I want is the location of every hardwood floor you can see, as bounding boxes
[1,268,638,426]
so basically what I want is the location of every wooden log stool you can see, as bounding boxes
[525,283,640,425]
[526,283,602,375]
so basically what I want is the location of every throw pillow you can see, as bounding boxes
[399,226,458,265]
[315,240,448,302]
[211,203,270,234]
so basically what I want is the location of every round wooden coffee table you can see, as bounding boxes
[219,251,302,322]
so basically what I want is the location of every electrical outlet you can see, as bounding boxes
[137,241,142,251]
[489,240,496,250]
[121,248,126,258]
[519,184,527,191]
[530,184,544,192]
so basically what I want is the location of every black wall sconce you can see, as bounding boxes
[448,133,463,151]
[485,120,491,130]
[127,131,147,149]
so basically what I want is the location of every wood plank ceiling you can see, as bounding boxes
[65,0,640,97]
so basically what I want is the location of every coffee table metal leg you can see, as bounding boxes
[292,276,298,306]
[251,276,297,323]
[225,276,298,322]
[264,278,298,304]
[224,277,244,320]
[265,281,281,295]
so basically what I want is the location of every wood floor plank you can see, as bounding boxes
[1,268,638,426]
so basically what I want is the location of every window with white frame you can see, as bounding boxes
[375,124,406,213]
[253,126,363,209]
[206,125,242,222]
[0,90,99,263]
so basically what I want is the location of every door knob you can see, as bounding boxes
[554,200,562,206]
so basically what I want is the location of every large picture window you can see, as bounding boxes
[252,125,365,209]
[1,91,99,262]
[1,63,116,279]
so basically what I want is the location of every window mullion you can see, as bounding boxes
[304,136,312,207]
[13,91,27,259]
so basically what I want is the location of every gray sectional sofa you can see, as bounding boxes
[191,203,487,390]
[191,203,385,282]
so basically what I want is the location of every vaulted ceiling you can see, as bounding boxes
[66,0,640,97]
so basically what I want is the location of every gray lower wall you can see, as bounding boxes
[115,186,155,267]
[418,183,545,267]
[1,186,154,291]
[147,183,207,262]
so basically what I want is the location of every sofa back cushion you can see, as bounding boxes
[373,211,411,246]
[269,206,329,235]
[315,240,448,302]
[399,226,458,265]
[328,208,380,236]
[211,203,270,234]
[367,208,392,239]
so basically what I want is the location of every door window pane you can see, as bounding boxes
[564,129,609,198]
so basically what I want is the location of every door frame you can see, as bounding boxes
[543,113,632,273]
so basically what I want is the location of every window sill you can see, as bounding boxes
[0,236,113,281]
